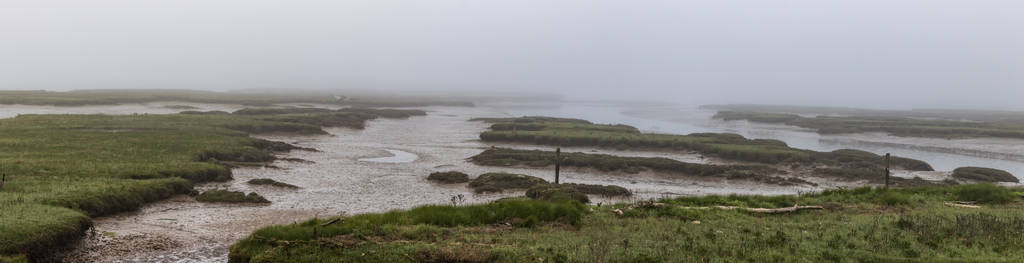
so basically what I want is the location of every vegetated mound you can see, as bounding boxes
[475,117,817,164]
[230,107,427,129]
[468,173,549,193]
[952,167,1019,183]
[474,117,940,176]
[526,185,589,203]
[195,190,271,204]
[952,184,1019,204]
[470,148,812,186]
[247,179,300,189]
[563,183,632,197]
[466,173,632,197]
[427,171,470,184]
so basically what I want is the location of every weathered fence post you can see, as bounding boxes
[884,153,891,188]
[555,148,561,184]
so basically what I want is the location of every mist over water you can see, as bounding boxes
[2,0,1022,110]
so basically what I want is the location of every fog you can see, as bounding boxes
[1,0,1021,110]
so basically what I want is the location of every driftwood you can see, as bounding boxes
[321,218,343,227]
[687,205,824,214]
[944,202,980,209]
[612,200,823,215]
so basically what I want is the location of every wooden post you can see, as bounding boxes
[555,148,561,184]
[884,153,891,188]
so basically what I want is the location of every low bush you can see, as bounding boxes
[872,190,913,206]
[953,184,1018,204]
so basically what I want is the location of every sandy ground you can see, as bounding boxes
[47,106,838,262]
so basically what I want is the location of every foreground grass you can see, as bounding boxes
[713,110,1024,140]
[229,185,1024,262]
[0,107,422,259]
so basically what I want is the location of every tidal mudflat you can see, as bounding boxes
[39,105,823,262]
[0,101,1015,262]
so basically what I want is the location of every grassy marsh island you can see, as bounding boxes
[0,106,425,260]
[229,184,1024,262]
[709,106,1024,139]
[471,147,811,186]
[472,116,998,187]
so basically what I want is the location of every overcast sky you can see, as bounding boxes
[1,1,1021,109]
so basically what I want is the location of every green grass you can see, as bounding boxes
[953,184,1017,204]
[228,185,1024,263]
[0,107,419,259]
[229,199,588,262]
[714,110,1024,139]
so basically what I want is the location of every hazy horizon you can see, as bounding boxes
[2,1,1021,110]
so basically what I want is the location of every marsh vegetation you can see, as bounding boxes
[0,106,425,260]
[712,109,1024,139]
[473,116,967,187]
[426,171,470,184]
[228,184,1024,262]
